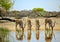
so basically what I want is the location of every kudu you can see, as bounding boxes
[35,19,40,30]
[15,19,25,32]
[27,19,32,30]
[45,18,56,31]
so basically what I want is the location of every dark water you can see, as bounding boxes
[8,30,60,42]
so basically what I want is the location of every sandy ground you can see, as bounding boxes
[0,17,60,31]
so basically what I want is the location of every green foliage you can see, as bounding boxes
[32,8,45,12]
[45,28,52,35]
[0,28,10,32]
[16,29,21,33]
[0,28,10,42]
[0,0,14,11]
[0,28,10,37]
[0,0,14,18]
[32,8,45,16]
[46,28,51,32]
[12,10,20,14]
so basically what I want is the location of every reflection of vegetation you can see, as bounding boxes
[45,28,53,40]
[16,29,21,33]
[0,28,10,42]
[36,30,39,40]
[16,30,24,40]
[27,30,31,40]
[45,28,51,33]
[46,28,51,35]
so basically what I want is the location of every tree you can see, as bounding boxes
[0,0,14,17]
[0,0,14,10]
[0,7,6,17]
[32,8,45,12]
[32,8,45,16]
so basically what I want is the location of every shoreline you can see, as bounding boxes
[0,27,60,32]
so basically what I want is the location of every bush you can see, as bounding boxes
[0,28,10,42]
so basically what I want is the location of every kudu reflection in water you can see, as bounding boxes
[45,29,53,42]
[16,30,24,40]
[36,30,40,40]
[45,18,56,31]
[27,30,31,40]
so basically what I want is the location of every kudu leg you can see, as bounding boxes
[45,23,47,30]
[16,23,18,31]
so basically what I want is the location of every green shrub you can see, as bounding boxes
[0,27,10,42]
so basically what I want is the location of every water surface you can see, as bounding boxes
[8,30,60,42]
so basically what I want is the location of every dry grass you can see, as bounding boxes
[0,17,60,31]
